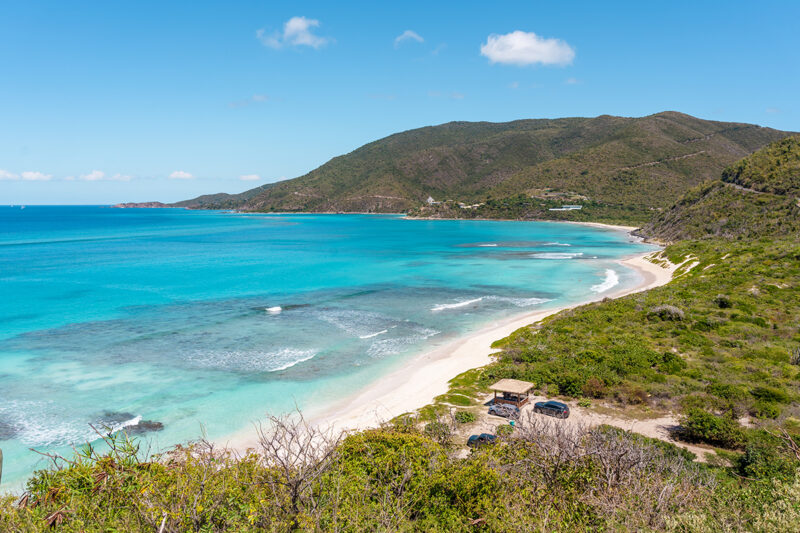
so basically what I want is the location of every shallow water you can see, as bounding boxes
[0,206,657,487]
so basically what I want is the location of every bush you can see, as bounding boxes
[751,385,790,404]
[615,383,649,405]
[582,376,607,398]
[556,372,585,396]
[679,408,745,448]
[454,411,476,424]
[750,400,781,419]
[496,424,514,437]
[423,421,453,446]
[648,304,685,321]
[657,352,687,374]
[714,294,732,308]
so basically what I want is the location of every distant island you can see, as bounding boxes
[117,111,796,228]
[112,202,171,209]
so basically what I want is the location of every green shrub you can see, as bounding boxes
[556,372,585,396]
[750,400,781,419]
[454,411,476,424]
[657,352,687,374]
[679,408,745,448]
[751,385,790,404]
[496,424,514,437]
[714,294,732,308]
[423,421,453,446]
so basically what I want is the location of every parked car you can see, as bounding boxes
[467,433,497,448]
[488,403,520,419]
[533,400,570,419]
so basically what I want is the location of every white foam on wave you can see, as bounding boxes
[488,296,552,307]
[531,252,584,259]
[366,327,439,358]
[431,297,484,312]
[359,329,388,339]
[188,348,318,373]
[0,400,97,447]
[545,242,571,246]
[591,269,619,293]
[265,306,282,314]
[270,349,318,371]
[478,243,498,247]
[110,415,142,433]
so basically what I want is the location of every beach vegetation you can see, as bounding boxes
[5,411,800,531]
[454,411,476,424]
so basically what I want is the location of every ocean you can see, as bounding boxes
[0,206,657,487]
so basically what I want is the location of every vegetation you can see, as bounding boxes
[641,135,800,241]
[4,413,800,532]
[171,112,793,225]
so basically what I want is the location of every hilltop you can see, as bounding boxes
[165,112,793,224]
[641,136,800,241]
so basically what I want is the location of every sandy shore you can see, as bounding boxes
[223,247,676,450]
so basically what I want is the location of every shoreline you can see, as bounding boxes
[223,246,675,450]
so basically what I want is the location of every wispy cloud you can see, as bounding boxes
[565,77,580,85]
[509,81,520,89]
[257,16,329,49]
[230,94,270,108]
[21,171,52,181]
[0,169,19,180]
[79,170,132,181]
[81,170,105,181]
[240,174,261,181]
[169,170,193,180]
[394,30,424,48]
[766,107,781,114]
[481,30,575,66]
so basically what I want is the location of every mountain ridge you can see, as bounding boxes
[128,112,795,225]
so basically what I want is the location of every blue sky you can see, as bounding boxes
[1,0,798,204]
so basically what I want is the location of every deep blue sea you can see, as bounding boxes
[0,206,656,487]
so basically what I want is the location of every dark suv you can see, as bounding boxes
[488,403,520,419]
[533,400,570,419]
[467,433,497,448]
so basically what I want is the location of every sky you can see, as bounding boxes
[1,0,798,205]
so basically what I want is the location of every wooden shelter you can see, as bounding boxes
[489,379,534,407]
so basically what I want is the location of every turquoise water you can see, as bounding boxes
[0,206,656,487]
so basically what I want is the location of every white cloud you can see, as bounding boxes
[169,170,193,180]
[21,171,52,181]
[509,81,520,89]
[240,174,261,181]
[565,77,580,85]
[394,30,424,48]
[81,170,105,181]
[110,173,132,181]
[480,31,575,66]
[257,16,328,49]
[0,169,19,180]
[766,107,780,114]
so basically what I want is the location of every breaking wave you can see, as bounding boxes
[591,269,619,293]
[431,297,484,312]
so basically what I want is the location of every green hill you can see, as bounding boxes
[174,112,793,224]
[641,136,800,241]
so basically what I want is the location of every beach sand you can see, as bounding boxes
[223,247,677,450]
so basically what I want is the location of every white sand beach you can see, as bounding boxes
[224,246,677,450]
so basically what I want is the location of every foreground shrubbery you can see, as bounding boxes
[3,412,799,532]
